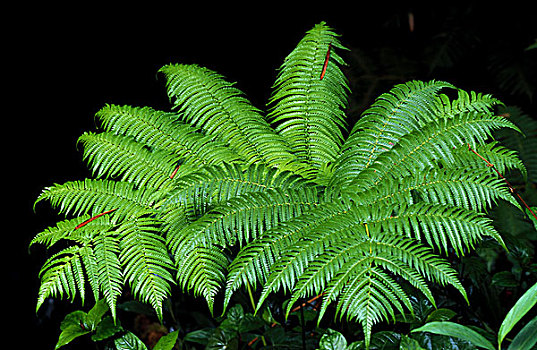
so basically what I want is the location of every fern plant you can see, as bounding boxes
[32,22,527,347]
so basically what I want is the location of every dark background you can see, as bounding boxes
[7,3,535,349]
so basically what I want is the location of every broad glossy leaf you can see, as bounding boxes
[399,335,426,350]
[153,330,179,350]
[86,298,109,329]
[55,310,90,349]
[498,282,537,347]
[114,331,148,350]
[508,316,537,350]
[91,316,123,341]
[411,321,495,350]
[55,324,90,349]
[425,308,457,323]
[318,329,347,350]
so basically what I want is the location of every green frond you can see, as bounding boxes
[312,234,465,347]
[117,216,174,321]
[331,80,455,187]
[30,214,116,251]
[174,244,228,314]
[440,88,502,116]
[348,112,520,192]
[30,216,88,249]
[168,187,320,253]
[79,245,100,304]
[384,203,505,255]
[159,63,294,167]
[36,246,86,312]
[35,178,158,219]
[162,162,314,220]
[494,105,537,182]
[96,104,242,167]
[267,21,349,173]
[355,168,520,211]
[78,132,181,189]
[224,201,350,309]
[93,233,123,321]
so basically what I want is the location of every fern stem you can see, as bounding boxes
[246,282,267,347]
[246,281,256,312]
[74,208,117,230]
[290,293,325,313]
[320,43,331,80]
[169,163,181,179]
[467,143,537,221]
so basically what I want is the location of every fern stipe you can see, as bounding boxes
[169,163,181,179]
[468,143,537,221]
[320,43,331,80]
[74,208,117,230]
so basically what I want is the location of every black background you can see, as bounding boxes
[7,3,535,349]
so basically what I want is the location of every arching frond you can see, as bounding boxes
[93,233,123,321]
[36,246,86,312]
[382,203,504,255]
[354,168,520,211]
[224,201,350,308]
[78,132,181,189]
[117,216,174,321]
[96,104,242,167]
[168,187,321,255]
[347,112,520,192]
[267,21,349,174]
[174,245,228,314]
[159,63,294,167]
[331,80,454,187]
[35,178,158,219]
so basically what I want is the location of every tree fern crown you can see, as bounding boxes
[32,21,525,347]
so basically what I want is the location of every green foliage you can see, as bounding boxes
[32,21,529,348]
[53,298,180,350]
[412,282,537,350]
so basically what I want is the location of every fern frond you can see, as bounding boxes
[36,246,85,312]
[331,80,454,187]
[35,179,158,219]
[94,233,123,321]
[384,203,504,254]
[494,105,537,182]
[117,216,174,321]
[159,64,294,167]
[174,244,228,314]
[440,88,502,116]
[224,201,350,308]
[447,141,527,181]
[348,112,520,192]
[30,214,116,250]
[168,187,320,252]
[356,168,520,211]
[162,163,314,220]
[78,132,181,189]
[96,104,242,167]
[267,21,349,173]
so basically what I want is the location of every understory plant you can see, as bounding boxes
[31,22,533,348]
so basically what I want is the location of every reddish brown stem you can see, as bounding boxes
[468,143,537,221]
[320,43,331,80]
[169,164,181,179]
[290,293,325,313]
[75,209,117,230]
